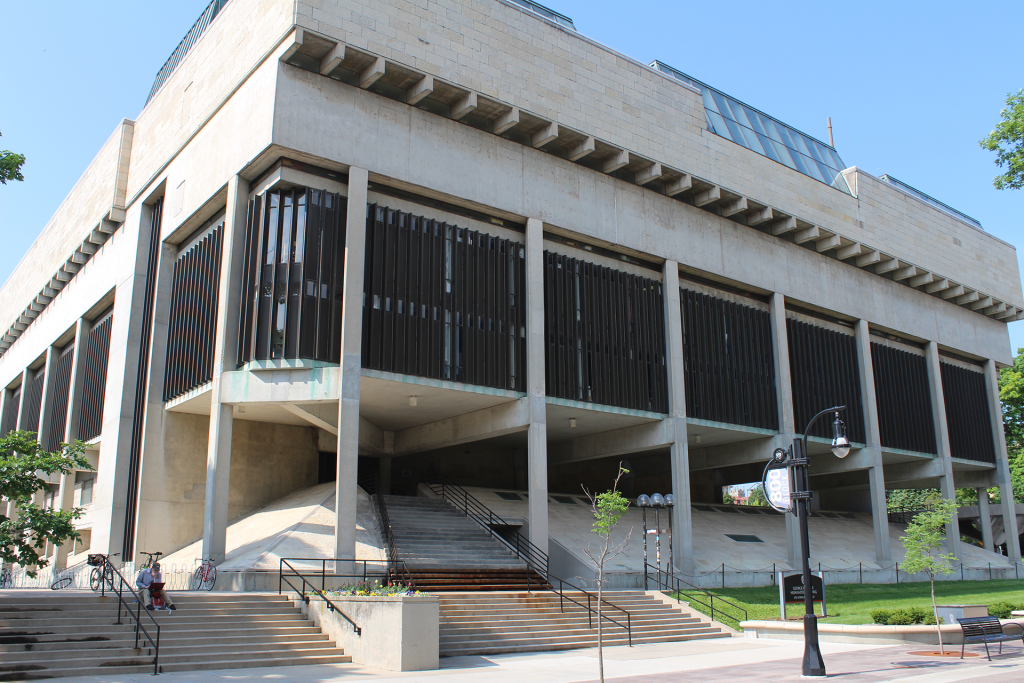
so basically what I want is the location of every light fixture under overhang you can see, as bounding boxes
[409,396,418,407]
[569,417,577,428]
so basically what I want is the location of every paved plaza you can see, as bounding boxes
[41,637,1024,683]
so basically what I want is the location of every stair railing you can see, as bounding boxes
[554,576,632,646]
[645,562,747,627]
[279,558,362,635]
[423,474,550,578]
[90,554,162,674]
[374,490,417,588]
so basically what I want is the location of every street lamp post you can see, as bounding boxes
[767,405,850,678]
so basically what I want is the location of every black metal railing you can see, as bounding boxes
[278,558,366,635]
[554,576,632,645]
[887,506,929,525]
[91,555,162,674]
[373,492,416,588]
[423,474,550,577]
[146,0,230,104]
[646,563,747,627]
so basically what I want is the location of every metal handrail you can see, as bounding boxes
[278,558,362,635]
[374,490,417,588]
[95,556,162,674]
[646,563,748,626]
[555,576,632,645]
[424,474,550,577]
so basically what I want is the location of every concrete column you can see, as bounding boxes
[201,176,250,565]
[985,359,1021,562]
[524,218,549,556]
[924,342,960,557]
[768,294,800,566]
[379,457,392,496]
[335,167,369,560]
[661,261,693,573]
[53,319,91,570]
[854,320,892,563]
[977,488,995,552]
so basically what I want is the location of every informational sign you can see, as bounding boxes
[763,465,792,513]
[782,572,824,604]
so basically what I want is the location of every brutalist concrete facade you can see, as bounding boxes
[0,0,1020,575]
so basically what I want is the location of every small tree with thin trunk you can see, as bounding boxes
[578,465,631,683]
[900,498,958,653]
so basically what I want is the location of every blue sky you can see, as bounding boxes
[1,0,1022,356]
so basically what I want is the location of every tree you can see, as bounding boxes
[900,498,958,654]
[980,90,1024,190]
[1000,348,1024,454]
[0,131,26,185]
[579,465,632,683]
[722,489,734,505]
[747,484,768,507]
[1,431,91,576]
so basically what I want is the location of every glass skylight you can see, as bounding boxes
[507,0,576,30]
[651,61,851,195]
[878,175,982,230]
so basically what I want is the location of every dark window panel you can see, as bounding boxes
[43,343,75,452]
[78,311,113,442]
[940,362,996,464]
[786,319,864,442]
[871,343,936,454]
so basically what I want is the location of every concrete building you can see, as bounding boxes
[1,0,1021,579]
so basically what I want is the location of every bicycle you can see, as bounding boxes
[50,568,75,590]
[89,553,119,592]
[191,558,216,591]
[139,551,163,569]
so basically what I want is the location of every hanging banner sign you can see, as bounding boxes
[762,459,792,513]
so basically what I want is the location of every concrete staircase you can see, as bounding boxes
[0,591,350,679]
[384,496,545,591]
[438,590,730,656]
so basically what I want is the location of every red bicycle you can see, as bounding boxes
[191,558,216,591]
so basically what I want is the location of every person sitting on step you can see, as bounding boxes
[136,562,176,611]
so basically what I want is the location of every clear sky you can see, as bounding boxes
[1,0,1022,355]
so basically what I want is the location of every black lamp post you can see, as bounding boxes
[770,405,850,678]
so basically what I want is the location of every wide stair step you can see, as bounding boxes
[0,591,351,679]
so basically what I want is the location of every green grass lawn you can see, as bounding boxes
[676,579,1024,626]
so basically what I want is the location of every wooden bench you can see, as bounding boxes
[958,616,1024,660]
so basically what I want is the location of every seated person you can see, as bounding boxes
[136,562,176,611]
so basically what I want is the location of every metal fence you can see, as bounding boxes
[0,560,202,591]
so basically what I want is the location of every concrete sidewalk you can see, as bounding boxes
[35,636,1024,683]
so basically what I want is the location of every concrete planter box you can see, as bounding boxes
[741,619,976,645]
[299,595,439,671]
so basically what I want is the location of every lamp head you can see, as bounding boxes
[830,412,851,459]
[637,494,651,508]
[651,493,665,508]
[664,494,676,508]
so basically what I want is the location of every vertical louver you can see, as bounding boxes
[78,310,112,442]
[21,371,45,435]
[43,343,75,452]
[2,386,20,436]
[940,362,995,464]
[544,252,667,412]
[871,343,936,454]
[163,223,223,401]
[362,205,527,391]
[681,289,778,430]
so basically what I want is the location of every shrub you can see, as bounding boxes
[871,609,892,624]
[989,602,1024,619]
[887,609,915,625]
[909,607,930,623]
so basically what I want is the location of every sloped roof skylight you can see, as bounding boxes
[507,0,576,30]
[878,175,983,230]
[651,61,851,195]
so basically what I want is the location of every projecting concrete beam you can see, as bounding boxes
[925,278,950,294]
[531,122,559,148]
[719,196,748,217]
[909,272,934,287]
[79,241,99,255]
[568,135,595,161]
[406,74,434,105]
[941,284,965,300]
[71,251,89,265]
[793,226,820,244]
[954,470,998,489]
[451,92,478,120]
[747,207,774,226]
[280,27,305,63]
[689,436,777,471]
[956,291,980,305]
[815,234,841,252]
[694,186,721,207]
[998,306,1019,320]
[635,162,664,185]
[770,217,797,235]
[856,250,881,267]
[359,57,386,89]
[836,243,864,260]
[665,174,692,196]
[493,107,520,134]
[602,150,629,173]
[893,265,918,281]
[393,398,530,455]
[806,448,872,475]
[97,219,118,234]
[549,420,673,465]
[983,302,1007,316]
[282,403,339,434]
[319,42,346,75]
[883,459,943,485]
[970,296,994,311]
[875,258,900,275]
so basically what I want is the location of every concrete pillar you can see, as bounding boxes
[53,319,91,570]
[854,320,892,563]
[985,359,1021,562]
[661,261,693,573]
[924,342,960,557]
[977,488,995,552]
[201,176,250,565]
[524,218,549,556]
[379,457,392,496]
[335,167,369,560]
[768,294,800,566]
